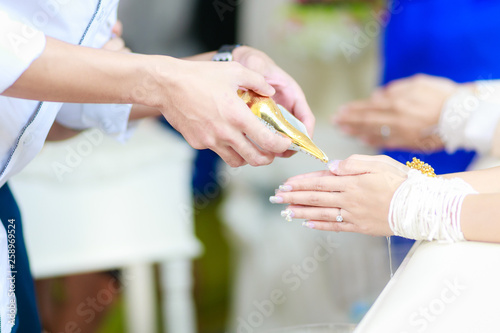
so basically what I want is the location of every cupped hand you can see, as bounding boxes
[234,46,315,158]
[272,155,409,236]
[155,58,293,167]
[333,74,458,151]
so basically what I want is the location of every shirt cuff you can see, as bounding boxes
[0,11,46,93]
[56,103,134,142]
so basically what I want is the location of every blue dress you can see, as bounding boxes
[382,0,500,262]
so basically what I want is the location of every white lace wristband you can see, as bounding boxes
[389,170,478,242]
[439,81,500,155]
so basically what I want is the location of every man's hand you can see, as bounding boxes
[333,74,458,151]
[2,28,307,167]
[152,58,293,167]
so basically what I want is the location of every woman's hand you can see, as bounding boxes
[234,46,314,136]
[333,74,458,151]
[234,46,315,158]
[271,155,409,236]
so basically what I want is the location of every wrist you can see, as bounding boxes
[128,54,180,109]
[212,44,244,62]
[439,83,500,155]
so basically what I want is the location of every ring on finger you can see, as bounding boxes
[381,125,391,139]
[336,208,344,222]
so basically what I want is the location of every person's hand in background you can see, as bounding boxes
[333,74,458,151]
[102,20,131,53]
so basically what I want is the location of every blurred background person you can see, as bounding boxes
[334,0,500,265]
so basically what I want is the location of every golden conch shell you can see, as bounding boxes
[238,89,329,163]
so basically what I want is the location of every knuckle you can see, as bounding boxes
[308,194,321,206]
[341,156,356,171]
[248,157,260,167]
[230,62,246,75]
[246,54,266,70]
[259,155,274,166]
[261,136,288,153]
[313,182,326,191]
[246,152,272,167]
[203,136,217,150]
[185,134,206,150]
[227,110,245,126]
[215,128,233,144]
[189,140,204,150]
[227,157,245,168]
[320,210,333,220]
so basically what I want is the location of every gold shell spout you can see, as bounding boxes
[238,90,329,163]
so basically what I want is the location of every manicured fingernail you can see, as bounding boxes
[302,221,315,229]
[279,184,292,192]
[328,160,341,173]
[280,209,295,222]
[269,196,283,204]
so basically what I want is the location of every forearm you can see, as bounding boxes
[439,168,500,242]
[461,193,500,242]
[2,37,177,107]
[442,167,500,193]
[128,104,161,120]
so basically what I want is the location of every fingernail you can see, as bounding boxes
[269,196,283,204]
[302,221,315,229]
[328,160,341,173]
[280,209,295,222]
[279,184,292,192]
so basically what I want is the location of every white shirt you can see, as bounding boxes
[0,1,132,330]
[0,0,132,188]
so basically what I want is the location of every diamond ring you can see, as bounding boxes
[381,125,391,139]
[336,209,344,222]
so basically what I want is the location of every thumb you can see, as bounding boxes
[237,66,275,97]
[328,155,386,176]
